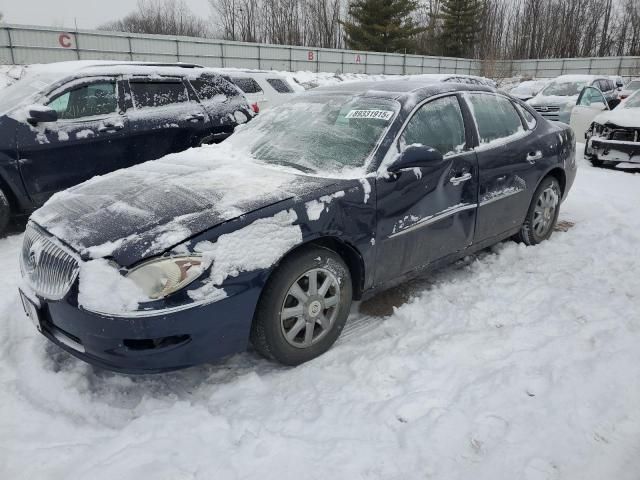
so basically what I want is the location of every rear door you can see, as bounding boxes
[125,77,210,163]
[465,92,542,242]
[570,86,609,138]
[16,76,129,205]
[375,94,478,284]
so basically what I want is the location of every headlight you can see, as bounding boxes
[126,256,205,300]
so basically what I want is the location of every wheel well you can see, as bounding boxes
[285,237,366,300]
[545,168,566,196]
[0,175,18,214]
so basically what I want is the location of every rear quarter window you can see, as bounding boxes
[266,78,293,93]
[231,77,263,94]
[190,74,239,101]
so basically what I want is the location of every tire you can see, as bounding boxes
[0,188,10,237]
[250,246,353,366]
[515,176,561,246]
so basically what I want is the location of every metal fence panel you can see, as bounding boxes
[1,24,639,79]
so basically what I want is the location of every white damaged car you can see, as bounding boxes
[571,87,640,169]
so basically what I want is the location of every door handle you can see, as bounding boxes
[98,122,124,133]
[186,113,206,122]
[449,172,472,186]
[526,150,543,163]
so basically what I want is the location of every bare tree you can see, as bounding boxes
[100,0,210,37]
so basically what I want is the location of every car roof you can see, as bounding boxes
[309,80,494,101]
[26,60,209,79]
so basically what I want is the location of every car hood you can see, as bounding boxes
[32,145,340,266]
[592,107,640,129]
[528,94,576,107]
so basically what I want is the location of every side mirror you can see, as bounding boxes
[27,105,58,124]
[388,145,444,173]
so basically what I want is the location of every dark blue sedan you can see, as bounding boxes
[19,80,577,373]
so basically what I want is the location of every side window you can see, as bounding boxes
[266,78,293,93]
[47,81,117,120]
[231,77,263,94]
[190,74,240,101]
[400,95,467,157]
[577,86,607,107]
[130,81,189,108]
[515,103,537,129]
[467,93,524,145]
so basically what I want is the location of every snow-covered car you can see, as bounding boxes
[0,61,253,235]
[216,70,298,112]
[528,75,618,123]
[509,80,549,101]
[19,81,576,373]
[408,73,497,88]
[618,78,640,100]
[576,89,640,168]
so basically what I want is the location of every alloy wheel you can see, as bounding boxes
[280,268,341,348]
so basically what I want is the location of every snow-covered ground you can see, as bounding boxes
[1,147,640,479]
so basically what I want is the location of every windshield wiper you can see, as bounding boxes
[268,159,317,174]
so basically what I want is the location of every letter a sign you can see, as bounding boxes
[355,54,361,64]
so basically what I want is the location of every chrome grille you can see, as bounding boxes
[20,223,79,300]
[533,105,561,113]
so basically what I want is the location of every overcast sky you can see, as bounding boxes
[1,0,213,29]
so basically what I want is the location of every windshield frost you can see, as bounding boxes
[0,71,64,115]
[540,81,589,97]
[227,94,399,175]
[624,91,640,108]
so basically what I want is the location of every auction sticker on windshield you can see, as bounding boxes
[345,109,394,120]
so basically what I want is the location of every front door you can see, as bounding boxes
[374,94,478,285]
[16,77,129,205]
[570,86,609,138]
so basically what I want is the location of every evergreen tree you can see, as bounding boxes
[342,0,424,53]
[439,0,483,57]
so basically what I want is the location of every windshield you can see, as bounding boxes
[624,91,640,108]
[540,80,589,97]
[626,80,640,91]
[0,71,64,115]
[227,94,399,176]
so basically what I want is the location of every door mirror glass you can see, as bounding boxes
[577,87,609,110]
[388,145,444,173]
[26,105,58,124]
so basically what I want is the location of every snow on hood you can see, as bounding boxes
[31,142,337,266]
[528,94,577,107]
[592,107,640,128]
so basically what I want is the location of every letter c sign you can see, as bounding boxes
[59,33,72,48]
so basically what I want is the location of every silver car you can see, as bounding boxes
[527,75,618,123]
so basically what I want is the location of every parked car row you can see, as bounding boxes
[0,62,304,235]
[16,70,577,373]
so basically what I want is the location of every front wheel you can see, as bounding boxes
[251,247,353,366]
[515,176,561,246]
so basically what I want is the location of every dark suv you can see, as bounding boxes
[0,61,253,234]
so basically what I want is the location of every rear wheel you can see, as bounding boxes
[251,247,353,366]
[515,176,561,246]
[0,188,10,236]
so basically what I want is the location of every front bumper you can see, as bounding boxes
[21,283,262,374]
[586,137,640,163]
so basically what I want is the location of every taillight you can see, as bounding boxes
[251,102,260,114]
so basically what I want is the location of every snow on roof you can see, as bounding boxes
[25,60,207,79]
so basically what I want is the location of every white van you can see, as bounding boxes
[214,70,298,112]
